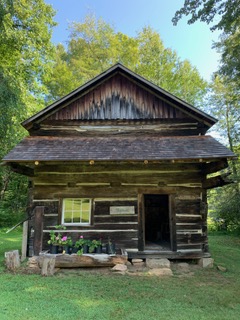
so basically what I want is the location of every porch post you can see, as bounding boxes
[33,206,44,256]
[21,220,28,261]
[138,193,144,251]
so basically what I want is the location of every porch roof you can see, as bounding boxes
[3,135,236,163]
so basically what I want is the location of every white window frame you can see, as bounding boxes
[62,198,91,226]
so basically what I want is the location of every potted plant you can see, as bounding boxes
[74,235,89,254]
[88,239,102,253]
[61,235,73,254]
[105,237,116,255]
[47,230,62,254]
[47,225,66,254]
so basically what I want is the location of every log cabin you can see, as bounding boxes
[3,63,236,260]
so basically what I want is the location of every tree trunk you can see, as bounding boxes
[41,257,56,276]
[5,250,20,271]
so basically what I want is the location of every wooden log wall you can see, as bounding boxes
[31,162,209,256]
[175,192,206,252]
[36,119,203,137]
[41,198,138,250]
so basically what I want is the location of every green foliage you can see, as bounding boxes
[135,26,207,106]
[172,0,240,87]
[214,185,240,233]
[207,77,240,231]
[0,0,56,226]
[208,76,239,150]
[172,0,240,33]
[45,15,207,107]
[208,146,240,235]
[0,0,56,151]
[214,28,240,86]
[0,170,28,227]
[0,0,57,98]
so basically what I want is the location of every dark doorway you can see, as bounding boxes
[144,194,170,250]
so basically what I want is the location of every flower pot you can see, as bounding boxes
[95,245,102,254]
[106,243,115,255]
[72,246,80,254]
[58,246,63,254]
[49,244,59,254]
[63,245,72,254]
[82,244,89,254]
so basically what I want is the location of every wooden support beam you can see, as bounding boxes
[35,163,201,174]
[203,172,233,189]
[138,193,144,251]
[33,171,202,187]
[9,163,34,177]
[21,221,28,262]
[202,159,228,175]
[33,206,44,256]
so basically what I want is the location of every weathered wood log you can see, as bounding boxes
[21,220,28,262]
[41,256,56,276]
[33,206,44,255]
[5,250,20,271]
[38,253,127,268]
[202,159,228,174]
[203,172,232,189]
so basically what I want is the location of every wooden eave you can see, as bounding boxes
[22,64,217,131]
[2,158,234,178]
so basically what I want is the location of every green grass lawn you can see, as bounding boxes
[0,228,239,320]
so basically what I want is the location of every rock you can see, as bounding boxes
[26,256,41,273]
[27,257,40,269]
[177,262,189,269]
[146,258,170,269]
[148,268,173,276]
[132,259,143,264]
[198,258,214,268]
[132,258,145,268]
[111,264,128,272]
[176,262,190,273]
[217,265,227,272]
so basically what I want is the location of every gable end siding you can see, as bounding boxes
[48,74,188,121]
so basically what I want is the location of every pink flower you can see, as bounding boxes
[62,236,67,241]
[80,235,83,239]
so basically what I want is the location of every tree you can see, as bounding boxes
[45,15,207,107]
[135,26,207,106]
[0,0,56,226]
[208,76,239,153]
[213,28,240,86]
[172,0,240,85]
[172,0,240,33]
[173,1,240,232]
[44,15,139,102]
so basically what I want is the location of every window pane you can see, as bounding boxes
[63,199,91,225]
[64,211,72,223]
[64,199,73,211]
[73,200,81,211]
[81,211,90,223]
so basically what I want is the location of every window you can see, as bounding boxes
[62,198,91,225]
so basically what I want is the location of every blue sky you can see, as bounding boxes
[45,0,221,81]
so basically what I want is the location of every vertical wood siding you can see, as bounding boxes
[49,74,188,120]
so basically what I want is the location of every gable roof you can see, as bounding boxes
[22,63,217,130]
